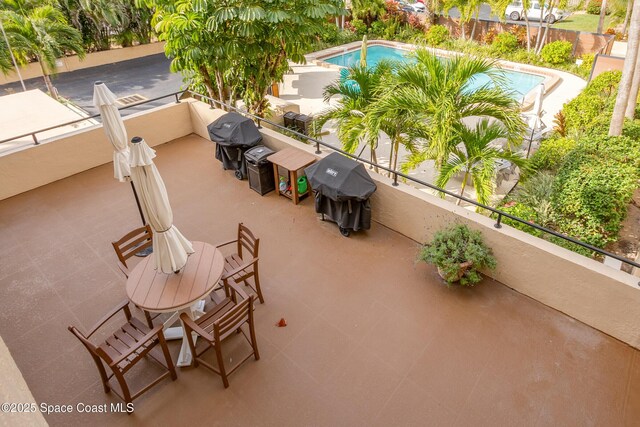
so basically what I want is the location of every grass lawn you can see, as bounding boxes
[553,13,614,33]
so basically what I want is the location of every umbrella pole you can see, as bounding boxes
[130,181,153,257]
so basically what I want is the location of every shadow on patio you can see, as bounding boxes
[1,134,639,426]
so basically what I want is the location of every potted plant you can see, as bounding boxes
[418,224,497,286]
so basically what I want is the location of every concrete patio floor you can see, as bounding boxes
[1,134,639,426]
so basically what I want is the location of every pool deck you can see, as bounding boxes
[280,41,586,206]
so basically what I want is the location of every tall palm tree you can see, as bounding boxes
[369,49,525,172]
[436,119,526,206]
[315,62,394,171]
[1,5,85,99]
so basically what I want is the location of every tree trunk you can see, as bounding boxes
[524,14,532,51]
[38,58,57,100]
[470,8,479,41]
[214,70,226,110]
[597,0,608,34]
[624,50,640,118]
[623,0,633,36]
[370,146,379,173]
[535,5,546,51]
[198,65,217,103]
[457,171,469,205]
[461,20,466,40]
[536,21,551,54]
[391,140,400,176]
[609,0,640,136]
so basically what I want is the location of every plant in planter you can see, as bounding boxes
[418,224,496,286]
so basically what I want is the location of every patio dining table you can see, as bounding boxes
[125,241,224,367]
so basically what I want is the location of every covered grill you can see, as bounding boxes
[207,112,262,179]
[305,152,377,237]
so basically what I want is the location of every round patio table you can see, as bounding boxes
[126,241,224,367]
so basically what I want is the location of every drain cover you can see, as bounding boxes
[116,94,147,106]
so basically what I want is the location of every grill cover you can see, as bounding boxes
[207,112,262,176]
[305,152,377,202]
[207,112,262,147]
[305,153,376,232]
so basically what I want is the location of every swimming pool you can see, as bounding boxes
[324,45,544,100]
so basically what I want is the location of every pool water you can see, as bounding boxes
[324,45,544,99]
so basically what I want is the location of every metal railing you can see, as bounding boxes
[0,91,184,146]
[4,88,639,274]
[186,90,640,274]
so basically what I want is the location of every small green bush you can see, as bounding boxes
[370,20,385,36]
[540,40,573,64]
[586,0,602,14]
[529,137,577,173]
[350,19,367,36]
[622,119,640,140]
[577,53,595,77]
[491,32,519,55]
[500,202,545,237]
[418,224,496,286]
[425,24,450,46]
[562,70,621,134]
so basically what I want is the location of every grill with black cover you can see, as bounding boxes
[207,112,262,179]
[305,152,377,237]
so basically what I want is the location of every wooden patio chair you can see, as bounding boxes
[111,225,158,327]
[215,223,264,304]
[111,224,153,277]
[68,300,177,405]
[181,280,259,388]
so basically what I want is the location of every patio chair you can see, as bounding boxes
[111,224,153,277]
[112,225,158,328]
[181,280,259,388]
[215,223,264,304]
[68,300,177,405]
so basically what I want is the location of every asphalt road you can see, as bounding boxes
[447,4,545,27]
[0,53,184,116]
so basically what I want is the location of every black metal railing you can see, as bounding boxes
[4,88,639,273]
[186,90,640,273]
[0,91,184,146]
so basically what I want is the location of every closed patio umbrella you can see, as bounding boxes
[93,81,130,182]
[525,83,545,158]
[129,136,194,273]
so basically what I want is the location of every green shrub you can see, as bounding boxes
[562,70,621,134]
[586,0,602,14]
[491,32,519,55]
[418,224,496,286]
[550,137,640,247]
[540,40,573,64]
[529,137,577,173]
[577,53,595,77]
[500,202,545,236]
[622,119,640,140]
[425,24,449,46]
[350,19,367,36]
[370,20,385,36]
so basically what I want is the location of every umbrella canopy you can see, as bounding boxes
[93,82,130,182]
[360,35,368,68]
[305,152,377,202]
[129,137,194,273]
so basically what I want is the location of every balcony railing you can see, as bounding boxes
[3,89,639,275]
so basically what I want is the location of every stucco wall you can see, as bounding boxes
[0,42,166,86]
[0,337,47,427]
[0,101,192,200]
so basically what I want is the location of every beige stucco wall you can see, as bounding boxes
[0,101,192,200]
[0,42,166,86]
[0,337,47,427]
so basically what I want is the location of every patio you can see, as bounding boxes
[1,133,639,426]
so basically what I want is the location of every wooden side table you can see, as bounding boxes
[267,147,317,205]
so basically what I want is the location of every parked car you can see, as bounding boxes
[505,1,568,23]
[397,0,426,13]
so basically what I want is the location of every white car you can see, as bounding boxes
[398,1,426,13]
[505,1,568,24]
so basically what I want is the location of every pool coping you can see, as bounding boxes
[305,40,562,112]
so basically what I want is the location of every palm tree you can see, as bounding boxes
[370,49,525,173]
[315,62,394,171]
[350,0,386,26]
[1,5,85,99]
[0,34,13,74]
[435,119,526,206]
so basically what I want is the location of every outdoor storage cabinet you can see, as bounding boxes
[207,112,262,180]
[245,145,275,195]
[305,152,377,237]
